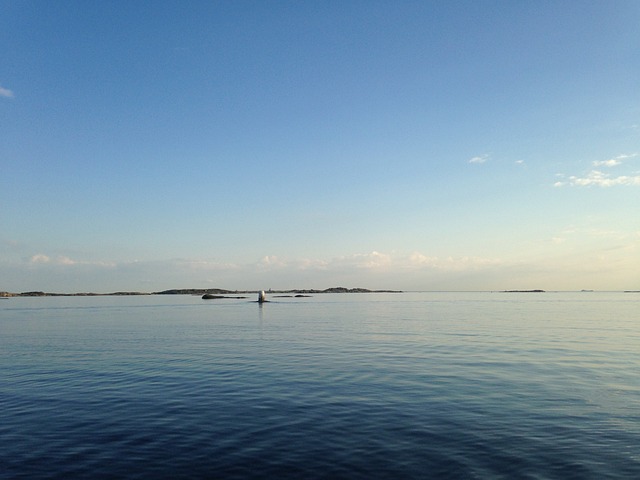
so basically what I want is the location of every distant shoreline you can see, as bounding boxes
[501,289,545,293]
[0,287,403,298]
[2,289,638,298]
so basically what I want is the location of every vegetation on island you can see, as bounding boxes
[0,287,403,298]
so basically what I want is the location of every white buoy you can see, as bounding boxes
[258,290,266,303]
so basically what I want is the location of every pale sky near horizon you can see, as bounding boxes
[1,1,639,292]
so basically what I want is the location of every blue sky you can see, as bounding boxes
[1,1,639,292]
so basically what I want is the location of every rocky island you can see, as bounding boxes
[501,289,545,293]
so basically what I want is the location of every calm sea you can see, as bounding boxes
[1,292,639,479]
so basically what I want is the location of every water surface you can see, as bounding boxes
[1,292,639,478]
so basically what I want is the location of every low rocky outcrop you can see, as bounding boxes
[501,290,545,293]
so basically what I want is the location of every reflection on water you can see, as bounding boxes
[1,292,639,479]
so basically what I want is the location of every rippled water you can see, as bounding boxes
[1,292,639,479]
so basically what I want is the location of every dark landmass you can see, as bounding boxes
[282,287,401,294]
[624,291,640,293]
[158,289,236,295]
[273,294,313,298]
[159,287,402,295]
[501,289,545,293]
[202,294,248,300]
[0,287,402,297]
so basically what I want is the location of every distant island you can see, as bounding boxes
[0,287,402,298]
[501,289,545,293]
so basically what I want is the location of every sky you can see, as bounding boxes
[1,0,639,292]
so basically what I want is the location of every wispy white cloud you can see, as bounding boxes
[57,256,77,265]
[257,255,287,269]
[174,258,240,271]
[593,153,637,167]
[547,225,632,247]
[592,159,621,167]
[295,251,502,272]
[28,253,115,267]
[29,254,51,264]
[17,252,504,291]
[236,251,503,274]
[556,170,640,187]
[250,252,392,272]
[407,253,502,271]
[8,245,637,292]
[336,251,393,269]
[469,154,489,164]
[555,153,640,187]
[0,85,14,98]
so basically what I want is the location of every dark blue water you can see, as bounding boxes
[1,292,639,479]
